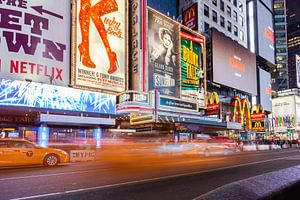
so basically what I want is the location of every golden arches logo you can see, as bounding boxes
[252,121,264,131]
[184,7,196,23]
[251,104,265,114]
[231,96,251,129]
[206,92,219,105]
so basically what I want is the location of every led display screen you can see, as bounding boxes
[212,29,257,95]
[257,1,275,64]
[0,79,116,114]
[259,68,272,112]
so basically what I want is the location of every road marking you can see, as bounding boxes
[9,154,300,200]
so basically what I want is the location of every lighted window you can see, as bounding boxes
[274,3,284,9]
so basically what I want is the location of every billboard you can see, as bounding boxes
[72,0,127,93]
[148,8,180,97]
[259,68,272,112]
[182,3,198,30]
[257,1,275,64]
[212,29,257,95]
[296,55,300,88]
[0,0,70,86]
[0,79,116,114]
[181,30,205,107]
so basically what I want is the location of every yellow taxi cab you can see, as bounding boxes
[0,139,69,167]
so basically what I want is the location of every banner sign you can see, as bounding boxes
[182,3,198,30]
[181,31,205,107]
[0,0,70,86]
[148,9,180,97]
[252,121,265,131]
[117,91,149,104]
[205,92,219,116]
[160,96,198,111]
[72,0,126,92]
[296,55,300,88]
[0,79,116,114]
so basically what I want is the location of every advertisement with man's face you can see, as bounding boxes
[181,30,205,107]
[0,0,70,86]
[212,29,257,95]
[72,0,126,93]
[148,9,180,97]
[257,1,275,64]
[259,68,272,112]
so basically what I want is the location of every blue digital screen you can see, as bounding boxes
[0,79,116,114]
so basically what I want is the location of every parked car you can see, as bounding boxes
[0,139,69,167]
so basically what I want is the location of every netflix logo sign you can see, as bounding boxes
[0,0,70,86]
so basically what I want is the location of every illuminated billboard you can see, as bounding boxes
[72,0,127,93]
[148,8,180,97]
[259,68,272,112]
[0,79,116,114]
[257,1,275,64]
[182,3,198,30]
[212,29,257,95]
[180,30,205,107]
[296,55,300,88]
[0,0,70,86]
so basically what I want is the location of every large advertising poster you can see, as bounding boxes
[212,29,257,95]
[257,1,275,64]
[0,0,70,86]
[259,68,272,112]
[296,55,300,88]
[72,0,126,93]
[148,9,180,97]
[181,30,205,107]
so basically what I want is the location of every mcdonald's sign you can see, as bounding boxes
[231,96,251,129]
[251,104,265,122]
[252,121,265,131]
[183,3,198,30]
[205,92,219,115]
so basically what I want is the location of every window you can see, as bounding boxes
[233,0,237,7]
[204,22,210,32]
[220,0,224,11]
[275,24,285,30]
[274,3,284,9]
[233,11,237,22]
[275,17,285,23]
[227,5,231,17]
[275,32,285,38]
[276,40,286,45]
[227,21,231,32]
[239,29,244,41]
[204,4,209,17]
[213,10,218,23]
[276,48,286,53]
[234,26,238,36]
[220,15,225,27]
[212,0,217,6]
[238,1,243,12]
[274,10,284,15]
[239,15,244,26]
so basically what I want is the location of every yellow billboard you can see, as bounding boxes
[72,0,127,92]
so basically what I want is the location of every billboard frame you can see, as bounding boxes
[70,0,129,94]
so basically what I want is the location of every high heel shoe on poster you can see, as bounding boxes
[107,51,119,74]
[78,44,96,69]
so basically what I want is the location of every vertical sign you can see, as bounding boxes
[181,30,205,107]
[0,0,70,86]
[296,55,300,88]
[72,0,126,93]
[148,8,180,97]
[182,3,198,30]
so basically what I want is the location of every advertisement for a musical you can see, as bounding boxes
[181,30,205,107]
[73,0,126,92]
[148,9,180,97]
[0,0,70,86]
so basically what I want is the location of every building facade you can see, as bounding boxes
[286,0,300,89]
[179,0,248,48]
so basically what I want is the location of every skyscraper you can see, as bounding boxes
[273,0,289,91]
[286,0,300,88]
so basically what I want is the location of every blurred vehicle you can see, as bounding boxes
[209,136,239,151]
[156,139,230,157]
[0,139,69,167]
